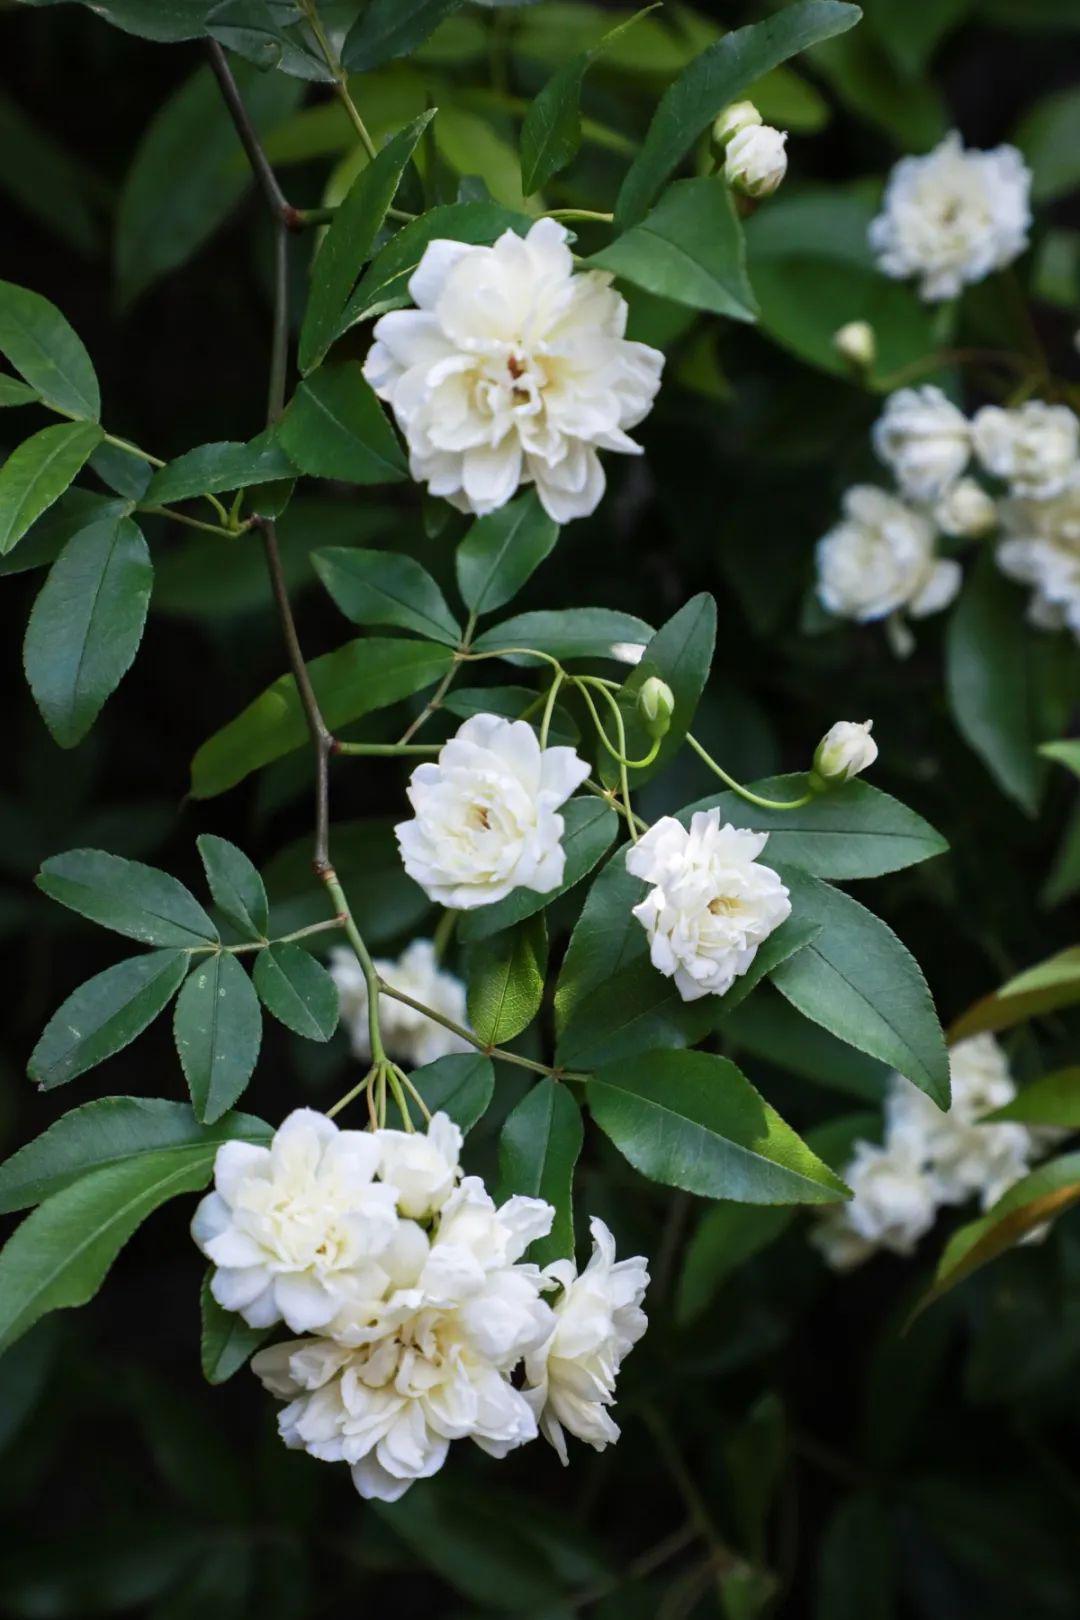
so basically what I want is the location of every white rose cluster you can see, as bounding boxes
[364,218,664,523]
[869,131,1031,303]
[194,1109,649,1501]
[811,1035,1047,1271]
[329,939,472,1068]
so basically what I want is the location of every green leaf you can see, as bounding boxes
[343,0,467,71]
[174,952,263,1125]
[472,606,654,664]
[29,0,217,43]
[278,363,407,484]
[592,179,757,321]
[0,488,127,580]
[36,849,219,947]
[314,546,461,645]
[554,845,649,1034]
[197,834,269,942]
[90,438,152,499]
[404,1053,495,1133]
[200,1271,271,1385]
[0,89,106,258]
[1040,739,1080,778]
[263,817,429,946]
[455,491,560,618]
[946,558,1074,816]
[27,951,191,1090]
[0,1096,271,1214]
[205,0,331,81]
[810,27,947,150]
[0,376,40,408]
[0,279,100,420]
[1015,86,1080,204]
[683,777,948,879]
[0,1149,224,1355]
[770,867,949,1105]
[23,514,152,748]
[984,1067,1080,1128]
[467,915,547,1045]
[588,1049,849,1205]
[615,0,862,226]
[497,1079,583,1265]
[458,797,618,944]
[724,988,889,1102]
[190,636,454,798]
[343,202,528,328]
[115,62,300,306]
[143,433,295,506]
[677,1204,793,1324]
[598,592,716,788]
[444,683,579,749]
[950,946,1080,1041]
[253,942,339,1041]
[815,1493,898,1620]
[0,421,102,555]
[299,112,435,374]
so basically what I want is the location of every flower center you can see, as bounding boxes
[708,895,743,917]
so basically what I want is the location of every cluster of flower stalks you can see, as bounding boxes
[194,1109,648,1501]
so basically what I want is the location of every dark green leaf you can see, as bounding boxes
[206,0,331,81]
[816,1494,898,1620]
[0,376,39,408]
[174,952,263,1125]
[0,89,105,257]
[404,1053,495,1133]
[254,942,339,1041]
[588,1049,849,1204]
[36,849,219,947]
[459,797,618,943]
[0,489,127,579]
[677,1204,794,1324]
[724,988,889,1101]
[599,592,716,788]
[30,0,217,42]
[472,606,654,665]
[27,952,191,1090]
[1014,86,1080,204]
[197,834,269,941]
[0,279,100,419]
[200,1271,271,1384]
[314,546,461,645]
[950,946,1080,1041]
[593,179,757,321]
[144,433,295,506]
[467,914,546,1045]
[0,421,102,555]
[343,202,528,328]
[90,438,153,498]
[455,491,560,618]
[278,362,407,484]
[23,513,152,748]
[263,817,429,946]
[190,636,454,798]
[554,845,649,1035]
[497,1079,583,1265]
[985,1067,1080,1128]
[343,0,467,71]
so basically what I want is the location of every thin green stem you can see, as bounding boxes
[686,734,814,811]
[103,432,165,469]
[323,868,385,1063]
[546,209,614,224]
[376,980,589,1081]
[460,645,564,674]
[539,669,566,749]
[326,1067,375,1121]
[140,504,250,538]
[186,917,344,956]
[576,676,660,769]
[432,908,457,962]
[385,1065,415,1132]
[398,612,477,742]
[584,777,648,835]
[396,1066,433,1124]
[336,742,442,756]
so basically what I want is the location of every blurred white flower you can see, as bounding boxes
[192,1109,399,1333]
[626,810,791,1002]
[812,1136,939,1272]
[377,1110,463,1221]
[997,485,1080,639]
[972,401,1080,498]
[724,124,788,199]
[869,131,1031,302]
[363,218,664,522]
[833,320,876,369]
[814,719,878,783]
[816,486,962,624]
[396,714,590,910]
[871,386,970,502]
[329,939,471,1068]
[524,1217,649,1462]
[934,476,997,538]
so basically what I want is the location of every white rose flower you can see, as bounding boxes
[934,476,997,538]
[972,401,1080,498]
[524,1217,649,1462]
[192,1109,399,1333]
[869,131,1032,302]
[814,1136,939,1271]
[713,100,762,145]
[816,486,962,624]
[377,1110,463,1221]
[329,939,472,1068]
[814,719,878,783]
[396,713,591,910]
[625,810,791,1002]
[871,386,970,502]
[996,485,1080,639]
[724,123,788,199]
[363,218,664,522]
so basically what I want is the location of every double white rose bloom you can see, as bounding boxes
[997,486,1080,639]
[816,485,961,628]
[364,218,664,522]
[330,939,472,1068]
[194,1109,649,1501]
[812,1035,1047,1271]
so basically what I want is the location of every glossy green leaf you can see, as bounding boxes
[1040,739,1080,778]
[278,363,407,484]
[589,1049,849,1204]
[190,636,454,798]
[196,834,269,942]
[950,946,1080,1041]
[615,0,861,226]
[554,845,648,1035]
[459,797,618,943]
[343,202,527,328]
[143,433,295,506]
[0,1096,270,1214]
[497,1079,583,1265]
[344,0,467,71]
[725,989,889,1102]
[23,513,152,748]
[253,942,339,1041]
[0,488,128,580]
[36,849,219,947]
[599,592,716,789]
[404,1053,495,1133]
[593,178,757,321]
[455,491,560,618]
[299,112,434,373]
[467,915,546,1045]
[985,1067,1080,1128]
[0,376,40,408]
[28,951,191,1090]
[0,421,102,555]
[90,439,152,499]
[0,279,100,420]
[26,0,217,42]
[205,0,331,81]
[174,952,263,1125]
[314,546,461,645]
[200,1271,272,1384]
[472,607,654,665]
[1015,86,1080,203]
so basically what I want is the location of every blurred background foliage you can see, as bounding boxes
[2,0,1080,1614]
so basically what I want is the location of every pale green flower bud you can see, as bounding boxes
[638,677,675,739]
[813,720,878,786]
[724,124,788,200]
[833,320,877,370]
[713,100,762,148]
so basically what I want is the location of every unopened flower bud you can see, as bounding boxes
[833,320,876,370]
[934,477,997,539]
[638,677,675,739]
[724,124,788,199]
[813,720,878,785]
[713,100,762,148]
